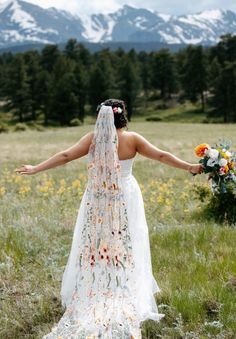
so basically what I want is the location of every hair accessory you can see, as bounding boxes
[113,107,123,114]
[97,102,123,115]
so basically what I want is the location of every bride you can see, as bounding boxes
[16,99,203,338]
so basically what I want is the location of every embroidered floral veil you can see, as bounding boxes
[85,103,136,276]
[58,105,142,338]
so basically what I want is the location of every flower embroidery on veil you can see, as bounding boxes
[77,106,135,282]
[42,105,143,339]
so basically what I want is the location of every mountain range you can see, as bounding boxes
[0,0,236,50]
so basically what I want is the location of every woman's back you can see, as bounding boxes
[88,129,137,160]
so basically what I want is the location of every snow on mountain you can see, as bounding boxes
[81,13,117,42]
[166,9,236,44]
[0,1,235,48]
[0,0,12,13]
[0,0,85,47]
[158,13,172,23]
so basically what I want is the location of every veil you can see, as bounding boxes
[58,105,142,338]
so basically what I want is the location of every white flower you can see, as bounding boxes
[219,158,228,167]
[117,107,123,114]
[207,158,218,167]
[225,150,232,157]
[205,148,219,159]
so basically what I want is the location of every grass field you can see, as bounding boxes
[1,121,236,338]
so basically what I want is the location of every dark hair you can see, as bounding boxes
[96,98,128,129]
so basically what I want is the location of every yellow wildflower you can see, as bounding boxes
[0,187,6,196]
[19,186,31,194]
[72,179,81,189]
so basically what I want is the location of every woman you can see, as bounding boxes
[16,99,203,338]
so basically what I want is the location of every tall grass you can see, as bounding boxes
[1,122,236,338]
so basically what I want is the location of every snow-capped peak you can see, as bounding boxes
[0,2,235,49]
[0,0,14,13]
[7,0,37,30]
[157,13,172,22]
[195,9,224,21]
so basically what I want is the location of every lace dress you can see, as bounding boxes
[42,157,164,339]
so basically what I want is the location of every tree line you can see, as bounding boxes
[0,33,235,125]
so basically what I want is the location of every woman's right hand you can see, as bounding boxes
[188,164,204,175]
[15,164,38,175]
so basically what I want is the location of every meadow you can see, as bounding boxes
[1,121,236,338]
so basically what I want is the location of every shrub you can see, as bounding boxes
[69,118,82,127]
[14,123,28,132]
[146,116,162,122]
[156,103,168,110]
[207,192,236,224]
[30,123,45,132]
[0,123,9,133]
[193,184,236,225]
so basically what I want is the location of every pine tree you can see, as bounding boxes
[41,44,60,73]
[151,49,177,100]
[24,50,42,121]
[180,46,208,112]
[74,63,87,122]
[118,55,141,121]
[138,51,151,106]
[0,57,4,99]
[89,53,114,113]
[64,39,80,61]
[77,43,92,67]
[50,56,79,125]
[210,34,236,65]
[6,54,31,122]
[208,57,221,88]
[51,72,79,126]
[36,70,52,126]
[212,61,236,123]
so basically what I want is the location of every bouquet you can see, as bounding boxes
[194,140,236,194]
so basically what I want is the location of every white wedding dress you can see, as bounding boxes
[43,157,164,339]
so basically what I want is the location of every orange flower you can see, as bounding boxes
[194,143,210,157]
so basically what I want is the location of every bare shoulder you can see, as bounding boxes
[74,131,94,151]
[124,131,147,144]
[86,131,94,139]
[120,130,139,144]
[81,131,94,143]
[120,131,151,154]
[122,130,142,139]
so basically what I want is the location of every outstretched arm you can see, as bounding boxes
[133,132,203,174]
[15,132,93,175]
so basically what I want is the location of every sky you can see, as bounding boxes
[12,0,236,15]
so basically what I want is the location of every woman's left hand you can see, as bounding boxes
[15,165,38,175]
